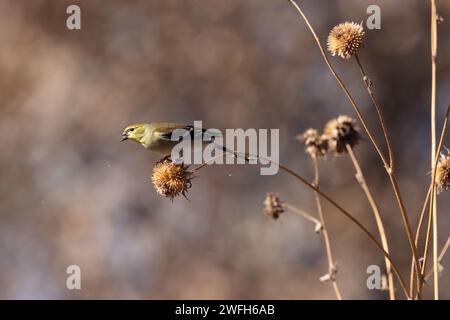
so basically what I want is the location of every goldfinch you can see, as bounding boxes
[121,122,223,155]
[121,122,249,161]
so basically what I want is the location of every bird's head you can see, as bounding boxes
[121,123,149,146]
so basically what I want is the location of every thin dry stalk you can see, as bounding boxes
[425,236,450,280]
[418,105,450,298]
[312,158,342,300]
[430,0,439,300]
[286,0,421,289]
[346,144,395,300]
[283,203,322,230]
[439,236,450,261]
[353,54,420,288]
[354,54,394,171]
[409,185,432,297]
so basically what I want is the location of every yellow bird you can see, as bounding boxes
[121,122,249,161]
[121,122,190,155]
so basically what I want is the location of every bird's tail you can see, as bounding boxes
[213,142,251,163]
[183,126,250,163]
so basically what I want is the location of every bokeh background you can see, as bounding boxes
[0,0,449,299]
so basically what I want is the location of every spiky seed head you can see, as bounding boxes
[436,153,450,193]
[323,115,360,154]
[263,193,284,220]
[151,159,193,200]
[297,128,329,158]
[327,22,364,59]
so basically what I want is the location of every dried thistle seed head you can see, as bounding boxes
[436,153,450,193]
[151,159,193,200]
[323,115,360,154]
[297,128,329,158]
[327,22,364,59]
[263,193,284,220]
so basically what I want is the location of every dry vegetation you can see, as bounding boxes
[154,1,449,300]
[1,0,449,299]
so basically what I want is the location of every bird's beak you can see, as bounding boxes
[121,133,128,141]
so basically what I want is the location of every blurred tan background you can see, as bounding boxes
[0,0,449,299]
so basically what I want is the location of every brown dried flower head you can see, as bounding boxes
[323,115,360,154]
[263,193,284,220]
[327,22,364,59]
[436,153,450,193]
[297,128,329,158]
[151,159,193,200]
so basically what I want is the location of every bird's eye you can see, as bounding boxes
[129,128,135,132]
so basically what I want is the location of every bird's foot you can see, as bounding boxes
[156,155,172,164]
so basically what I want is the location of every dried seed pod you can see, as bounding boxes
[323,115,360,154]
[327,22,364,59]
[263,193,284,220]
[436,153,450,193]
[297,128,329,158]
[151,159,193,200]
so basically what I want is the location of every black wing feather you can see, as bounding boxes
[159,125,208,141]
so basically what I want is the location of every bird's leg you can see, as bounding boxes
[157,155,172,164]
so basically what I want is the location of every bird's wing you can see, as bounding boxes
[152,123,185,141]
[155,123,221,142]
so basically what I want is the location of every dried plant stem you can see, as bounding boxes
[353,54,420,289]
[191,158,222,173]
[286,0,421,289]
[439,236,450,261]
[346,144,395,300]
[430,0,439,300]
[192,151,245,172]
[312,157,342,300]
[387,174,421,290]
[425,236,450,280]
[409,185,432,298]
[283,203,322,229]
[418,105,450,298]
[354,54,394,170]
